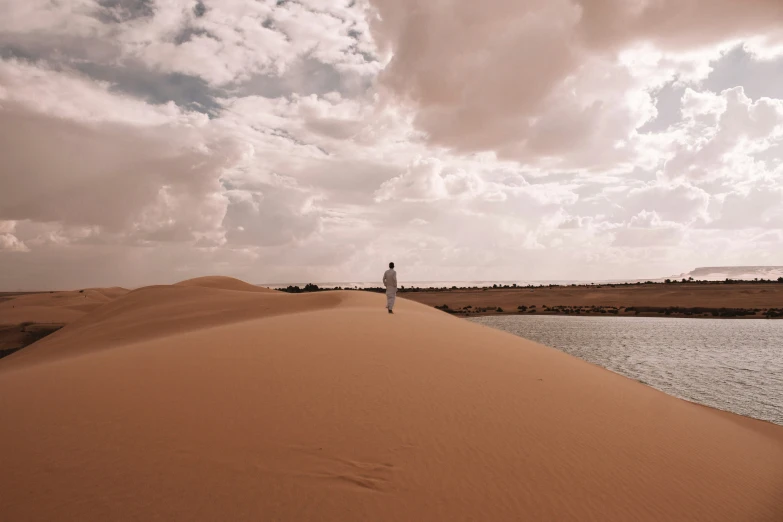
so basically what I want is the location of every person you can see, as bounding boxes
[383,262,397,314]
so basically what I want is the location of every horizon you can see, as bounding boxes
[4,264,783,292]
[1,1,782,289]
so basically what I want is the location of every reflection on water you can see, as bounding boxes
[469,315,783,426]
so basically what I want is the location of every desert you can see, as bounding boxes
[2,276,782,521]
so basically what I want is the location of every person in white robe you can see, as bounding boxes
[383,262,397,314]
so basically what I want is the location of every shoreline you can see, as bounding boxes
[458,310,782,319]
[396,282,783,319]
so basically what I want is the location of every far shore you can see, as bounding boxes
[275,281,783,319]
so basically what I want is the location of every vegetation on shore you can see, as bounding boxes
[432,304,783,319]
[275,277,783,294]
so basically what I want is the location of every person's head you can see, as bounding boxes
[389,262,395,269]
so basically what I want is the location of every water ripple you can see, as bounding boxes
[469,315,783,425]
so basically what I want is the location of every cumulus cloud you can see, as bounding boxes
[1,0,782,288]
[0,0,380,86]
[374,158,498,203]
[367,0,783,164]
[0,221,28,252]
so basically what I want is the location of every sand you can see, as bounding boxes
[0,286,129,324]
[1,276,782,521]
[0,287,131,357]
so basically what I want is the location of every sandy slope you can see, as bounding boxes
[1,277,782,521]
[0,287,129,324]
[173,275,278,293]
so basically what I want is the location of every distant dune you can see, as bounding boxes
[1,277,782,521]
[174,275,279,293]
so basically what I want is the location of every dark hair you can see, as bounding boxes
[389,262,395,269]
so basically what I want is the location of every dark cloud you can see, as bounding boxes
[193,1,207,18]
[0,103,236,237]
[0,31,223,115]
[74,62,224,115]
[96,0,156,24]
[173,27,217,45]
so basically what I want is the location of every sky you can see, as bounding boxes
[1,0,783,289]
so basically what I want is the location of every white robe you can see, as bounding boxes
[383,268,397,309]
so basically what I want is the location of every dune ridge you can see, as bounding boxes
[173,275,279,293]
[0,287,130,325]
[1,277,341,367]
[1,277,782,521]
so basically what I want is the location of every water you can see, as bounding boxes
[469,315,783,426]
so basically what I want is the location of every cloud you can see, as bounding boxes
[705,45,783,101]
[374,158,497,202]
[1,0,783,288]
[0,60,240,244]
[611,210,685,248]
[709,187,783,229]
[657,86,783,186]
[367,0,783,164]
[0,221,28,252]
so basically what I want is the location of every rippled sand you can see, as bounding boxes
[2,277,783,521]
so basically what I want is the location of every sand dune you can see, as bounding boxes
[4,282,337,366]
[174,275,278,293]
[0,287,129,324]
[1,278,782,521]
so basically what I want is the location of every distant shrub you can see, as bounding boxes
[496,307,504,313]
[517,305,527,311]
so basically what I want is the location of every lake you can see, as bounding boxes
[469,315,783,426]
